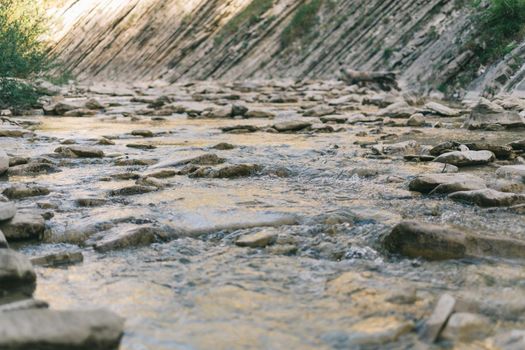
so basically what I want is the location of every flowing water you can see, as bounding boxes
[2,81,525,349]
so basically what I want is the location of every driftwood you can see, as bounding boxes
[340,68,400,91]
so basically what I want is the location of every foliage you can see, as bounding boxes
[280,0,323,48]
[0,0,49,78]
[439,0,525,95]
[472,0,525,64]
[215,0,273,45]
[0,0,52,109]
[0,78,41,109]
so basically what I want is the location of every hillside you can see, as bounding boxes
[44,0,525,95]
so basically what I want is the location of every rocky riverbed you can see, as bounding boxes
[0,79,524,349]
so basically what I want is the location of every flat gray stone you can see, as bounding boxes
[434,150,495,167]
[0,229,7,248]
[384,221,525,261]
[0,249,36,296]
[0,309,124,350]
[441,312,491,342]
[450,189,525,207]
[421,294,456,343]
[94,226,161,252]
[55,146,104,158]
[0,150,8,175]
[409,173,486,194]
[236,231,277,248]
[0,298,48,313]
[2,185,50,200]
[31,251,83,267]
[0,211,45,241]
[496,165,525,179]
[0,202,16,221]
[424,101,461,117]
[273,120,312,132]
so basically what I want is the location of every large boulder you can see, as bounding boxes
[465,98,525,130]
[0,309,124,350]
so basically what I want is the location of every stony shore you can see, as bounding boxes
[0,79,524,349]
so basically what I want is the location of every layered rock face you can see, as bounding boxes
[47,0,474,89]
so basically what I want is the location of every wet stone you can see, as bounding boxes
[320,115,348,124]
[152,153,225,169]
[0,309,124,350]
[423,101,461,117]
[0,202,16,222]
[434,150,495,167]
[465,143,514,159]
[63,108,97,117]
[0,298,48,313]
[346,317,414,347]
[126,143,157,150]
[245,108,276,119]
[490,330,525,350]
[211,142,236,150]
[0,130,27,138]
[0,211,46,241]
[8,156,28,167]
[384,221,468,261]
[97,137,115,145]
[31,251,84,267]
[221,125,259,133]
[0,230,7,248]
[189,164,262,179]
[131,129,154,137]
[0,249,36,297]
[409,173,486,194]
[421,294,456,343]
[93,226,167,252]
[7,162,59,176]
[0,150,8,175]
[384,220,525,260]
[272,121,312,132]
[377,101,416,118]
[55,146,104,158]
[114,158,157,166]
[235,231,278,248]
[76,198,108,207]
[496,165,525,179]
[441,312,491,342]
[2,185,50,200]
[449,189,525,207]
[109,185,157,196]
[509,139,525,151]
[429,141,461,156]
[302,105,335,117]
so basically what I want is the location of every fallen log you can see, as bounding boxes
[340,68,400,91]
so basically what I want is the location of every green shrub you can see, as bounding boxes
[474,0,525,64]
[0,0,49,78]
[0,0,52,109]
[0,78,41,110]
[280,0,323,48]
[215,0,273,45]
